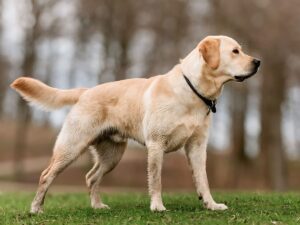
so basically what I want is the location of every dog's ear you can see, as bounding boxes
[199,37,220,70]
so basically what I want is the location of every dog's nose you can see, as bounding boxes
[253,58,261,67]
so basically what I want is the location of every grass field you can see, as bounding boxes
[1,192,300,225]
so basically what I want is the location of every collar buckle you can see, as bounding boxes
[183,74,217,115]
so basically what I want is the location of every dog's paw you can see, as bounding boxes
[150,202,166,212]
[92,203,110,209]
[30,206,43,214]
[204,202,228,211]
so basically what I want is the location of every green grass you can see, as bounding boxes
[1,192,300,225]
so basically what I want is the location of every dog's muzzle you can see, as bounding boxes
[234,58,261,82]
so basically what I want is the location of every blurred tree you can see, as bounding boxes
[142,0,190,76]
[110,0,138,80]
[0,0,8,117]
[230,84,249,187]
[209,0,300,190]
[14,0,53,179]
[76,0,190,81]
[77,0,139,82]
[209,0,251,188]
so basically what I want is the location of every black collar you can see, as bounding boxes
[183,74,217,115]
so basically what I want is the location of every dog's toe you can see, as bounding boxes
[93,203,110,209]
[30,206,43,214]
[205,202,228,211]
[150,203,166,212]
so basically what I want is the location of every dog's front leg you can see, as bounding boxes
[147,142,166,212]
[185,135,228,211]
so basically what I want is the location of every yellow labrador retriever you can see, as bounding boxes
[11,35,260,213]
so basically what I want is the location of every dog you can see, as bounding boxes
[11,35,260,213]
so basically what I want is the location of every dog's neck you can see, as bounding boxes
[179,48,226,100]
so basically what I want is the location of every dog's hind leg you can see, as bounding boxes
[86,140,126,209]
[30,110,102,214]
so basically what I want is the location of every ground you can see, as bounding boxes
[1,192,300,225]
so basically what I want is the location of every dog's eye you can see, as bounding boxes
[232,49,239,54]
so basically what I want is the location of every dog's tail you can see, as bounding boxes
[10,77,87,111]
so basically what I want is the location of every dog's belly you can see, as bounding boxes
[109,134,127,143]
[163,137,187,153]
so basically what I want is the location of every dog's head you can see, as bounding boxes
[198,36,260,82]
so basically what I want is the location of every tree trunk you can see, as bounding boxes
[13,0,40,179]
[115,37,130,81]
[13,99,31,179]
[0,0,8,117]
[0,57,7,117]
[260,57,287,190]
[230,84,249,187]
[13,42,35,179]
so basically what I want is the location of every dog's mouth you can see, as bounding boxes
[234,68,259,82]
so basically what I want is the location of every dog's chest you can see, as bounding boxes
[149,109,208,153]
[171,116,205,150]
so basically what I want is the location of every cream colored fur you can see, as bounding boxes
[11,35,260,213]
[11,77,87,110]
